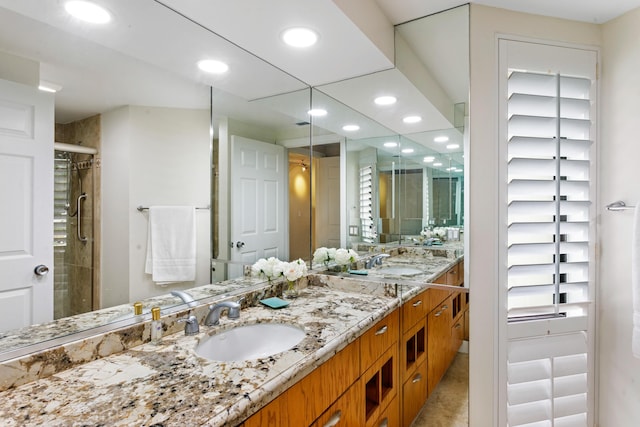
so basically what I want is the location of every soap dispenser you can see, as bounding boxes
[150,306,162,345]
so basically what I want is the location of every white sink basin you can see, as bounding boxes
[195,323,306,362]
[377,267,423,276]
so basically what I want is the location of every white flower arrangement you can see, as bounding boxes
[432,227,447,241]
[251,257,285,281]
[282,258,308,282]
[313,247,359,269]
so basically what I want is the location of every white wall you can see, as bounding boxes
[102,106,210,305]
[468,5,601,425]
[598,8,640,426]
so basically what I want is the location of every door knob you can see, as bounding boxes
[236,241,245,248]
[34,264,49,276]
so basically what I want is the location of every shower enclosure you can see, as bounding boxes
[53,143,97,319]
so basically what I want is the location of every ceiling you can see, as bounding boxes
[1,0,639,139]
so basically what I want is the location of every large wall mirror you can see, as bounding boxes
[0,0,469,374]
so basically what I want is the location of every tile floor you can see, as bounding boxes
[412,352,469,427]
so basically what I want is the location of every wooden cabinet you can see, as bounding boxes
[401,360,428,427]
[401,289,429,331]
[360,310,399,374]
[363,344,398,426]
[243,394,283,427]
[401,318,427,381]
[312,381,364,427]
[427,296,452,395]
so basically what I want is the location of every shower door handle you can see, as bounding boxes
[77,193,88,243]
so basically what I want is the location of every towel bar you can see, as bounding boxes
[137,205,210,212]
[606,201,636,211]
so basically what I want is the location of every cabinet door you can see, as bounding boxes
[376,396,399,427]
[363,344,399,427]
[401,360,428,427]
[427,297,451,395]
[312,382,364,427]
[401,318,427,382]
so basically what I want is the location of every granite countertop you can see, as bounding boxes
[0,280,401,427]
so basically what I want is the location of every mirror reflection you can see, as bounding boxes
[0,0,469,385]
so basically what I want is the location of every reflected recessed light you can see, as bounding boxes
[403,115,422,124]
[374,96,397,106]
[446,143,460,150]
[446,167,455,171]
[38,80,62,93]
[433,162,443,167]
[454,168,463,172]
[383,141,398,148]
[65,1,111,24]
[434,136,449,143]
[308,108,327,117]
[423,156,435,163]
[282,27,318,48]
[342,124,360,132]
[197,59,229,74]
[401,148,414,154]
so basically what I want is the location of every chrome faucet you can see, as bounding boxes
[205,300,241,326]
[171,290,197,308]
[365,253,390,269]
[178,315,200,335]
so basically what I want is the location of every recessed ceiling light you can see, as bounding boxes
[197,59,229,74]
[423,156,435,163]
[65,1,111,24]
[454,168,463,172]
[38,81,62,93]
[401,148,414,154]
[282,27,318,48]
[433,162,443,167]
[403,115,422,124]
[342,124,360,132]
[446,143,460,150]
[383,141,398,148]
[308,108,327,117]
[446,167,455,171]
[374,96,397,106]
[434,136,449,143]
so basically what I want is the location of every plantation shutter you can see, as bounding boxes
[360,165,376,242]
[499,39,597,426]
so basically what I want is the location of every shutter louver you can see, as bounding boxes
[501,40,596,427]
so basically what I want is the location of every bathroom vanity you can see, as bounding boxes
[0,250,466,426]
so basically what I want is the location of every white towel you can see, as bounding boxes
[145,206,196,284]
[632,203,640,358]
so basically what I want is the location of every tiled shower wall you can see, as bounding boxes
[54,115,101,317]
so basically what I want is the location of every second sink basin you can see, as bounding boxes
[195,323,306,362]
[377,267,423,276]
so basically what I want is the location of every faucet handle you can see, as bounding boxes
[178,315,199,336]
[227,299,242,319]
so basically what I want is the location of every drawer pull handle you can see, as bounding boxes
[435,310,443,317]
[412,300,422,307]
[323,410,342,427]
[375,325,388,336]
[412,373,423,383]
[379,418,389,427]
[442,304,449,310]
[455,323,462,329]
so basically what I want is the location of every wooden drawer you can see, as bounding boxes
[401,289,429,333]
[360,309,399,374]
[243,394,283,427]
[428,287,452,312]
[376,396,400,427]
[312,381,364,427]
[401,359,428,427]
[285,340,360,427]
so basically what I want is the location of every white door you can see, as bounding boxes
[315,156,341,248]
[0,79,54,332]
[229,136,287,278]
